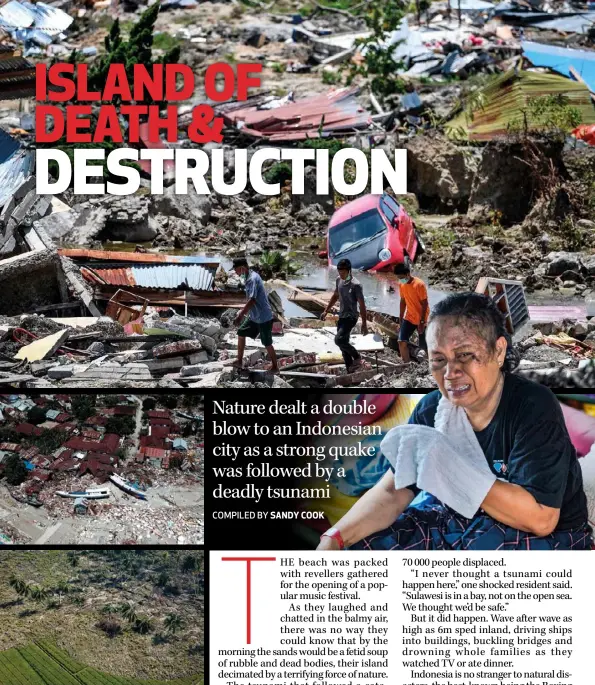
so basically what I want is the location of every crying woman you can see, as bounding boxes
[317,293,593,552]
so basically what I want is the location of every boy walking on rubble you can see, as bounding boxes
[394,262,429,363]
[321,258,368,372]
[232,258,279,372]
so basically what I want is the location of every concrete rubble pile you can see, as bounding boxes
[0,0,593,389]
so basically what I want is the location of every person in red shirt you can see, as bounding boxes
[394,262,429,363]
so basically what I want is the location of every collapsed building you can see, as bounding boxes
[0,0,594,388]
[0,393,204,543]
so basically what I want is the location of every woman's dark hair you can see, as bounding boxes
[428,292,520,372]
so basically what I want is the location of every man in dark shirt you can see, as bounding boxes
[321,258,368,373]
[409,374,588,532]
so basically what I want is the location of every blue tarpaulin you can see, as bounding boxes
[522,41,595,93]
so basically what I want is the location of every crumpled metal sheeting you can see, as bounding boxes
[0,0,72,41]
[223,87,372,141]
[21,1,73,33]
[0,147,34,209]
[535,12,595,35]
[83,264,216,291]
[522,40,595,93]
[0,0,34,30]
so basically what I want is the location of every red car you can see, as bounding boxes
[323,193,424,271]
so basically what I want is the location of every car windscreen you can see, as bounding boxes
[329,209,387,257]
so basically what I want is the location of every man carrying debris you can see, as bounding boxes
[321,258,368,372]
[232,258,279,373]
[394,262,429,363]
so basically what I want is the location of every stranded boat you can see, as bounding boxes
[109,474,147,500]
[57,489,110,499]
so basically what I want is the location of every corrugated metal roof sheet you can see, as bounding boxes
[446,69,595,141]
[222,87,372,141]
[0,55,34,73]
[535,13,595,35]
[21,1,73,33]
[82,264,216,291]
[0,1,34,30]
[0,1,72,34]
[522,41,595,93]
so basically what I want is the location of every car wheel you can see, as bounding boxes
[414,228,426,256]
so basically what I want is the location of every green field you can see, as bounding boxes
[0,551,203,680]
[0,641,202,685]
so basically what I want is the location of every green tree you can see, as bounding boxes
[156,571,169,587]
[509,94,582,140]
[344,1,406,105]
[44,5,181,185]
[8,575,29,600]
[105,416,135,436]
[120,602,138,623]
[71,395,97,422]
[143,398,157,411]
[4,454,28,486]
[181,555,198,574]
[67,551,79,568]
[27,406,47,425]
[29,586,50,603]
[161,395,179,409]
[87,4,180,105]
[164,613,183,635]
[133,616,154,634]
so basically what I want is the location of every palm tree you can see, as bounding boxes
[133,616,154,635]
[120,602,138,624]
[164,613,183,635]
[67,552,79,568]
[101,604,117,618]
[30,586,50,603]
[181,555,197,573]
[9,575,26,598]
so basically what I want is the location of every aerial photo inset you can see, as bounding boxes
[0,549,203,684]
[0,394,204,544]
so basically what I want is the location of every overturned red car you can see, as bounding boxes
[323,193,424,271]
